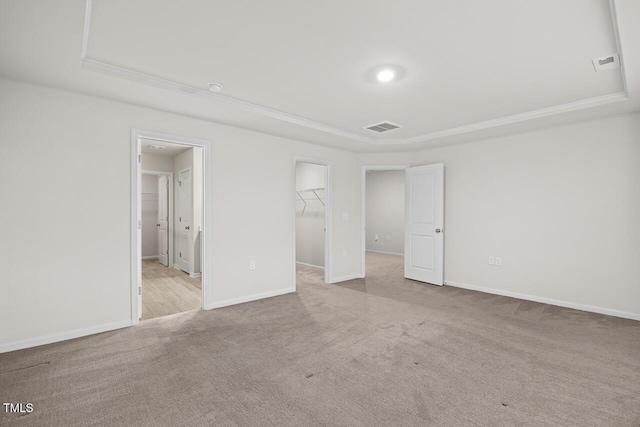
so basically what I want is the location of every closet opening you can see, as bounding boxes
[293,158,332,287]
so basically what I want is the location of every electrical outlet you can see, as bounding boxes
[488,257,495,265]
[249,260,256,270]
[374,234,379,241]
[343,249,348,257]
[495,257,502,266]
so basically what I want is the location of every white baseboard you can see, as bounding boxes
[0,319,132,354]
[173,264,181,270]
[445,280,640,321]
[189,272,202,278]
[366,249,404,256]
[204,287,295,310]
[142,255,159,260]
[296,261,325,269]
[330,273,364,284]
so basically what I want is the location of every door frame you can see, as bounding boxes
[131,129,212,324]
[360,165,409,278]
[293,156,333,286]
[141,170,174,267]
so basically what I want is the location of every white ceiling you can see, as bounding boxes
[1,0,639,152]
[140,139,190,157]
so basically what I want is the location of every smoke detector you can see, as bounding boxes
[208,82,223,92]
[364,121,403,133]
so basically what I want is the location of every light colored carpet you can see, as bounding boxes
[1,252,639,426]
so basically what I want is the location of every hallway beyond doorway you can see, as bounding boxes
[141,259,201,320]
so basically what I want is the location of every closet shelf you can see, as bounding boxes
[296,187,325,215]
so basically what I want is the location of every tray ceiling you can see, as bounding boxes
[84,0,626,145]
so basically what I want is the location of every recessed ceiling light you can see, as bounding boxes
[376,69,396,83]
[208,82,223,93]
[366,65,406,84]
[148,144,164,150]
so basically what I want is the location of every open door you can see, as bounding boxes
[178,168,192,273]
[404,164,444,285]
[157,175,169,267]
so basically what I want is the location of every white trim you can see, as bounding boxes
[132,129,213,326]
[81,0,92,58]
[189,273,202,278]
[608,0,627,93]
[0,320,131,354]
[81,59,370,144]
[391,93,628,145]
[366,249,404,256]
[131,132,140,323]
[173,264,181,270]
[82,0,628,147]
[330,274,364,284]
[293,157,333,287]
[445,280,640,321]
[205,287,295,310]
[142,255,159,260]
[296,261,325,269]
[361,165,409,277]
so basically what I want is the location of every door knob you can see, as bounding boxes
[156,224,160,227]
[185,226,190,230]
[435,228,442,233]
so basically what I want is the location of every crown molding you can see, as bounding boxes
[82,0,628,147]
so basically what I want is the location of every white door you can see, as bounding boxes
[157,175,169,267]
[404,164,444,285]
[178,168,192,273]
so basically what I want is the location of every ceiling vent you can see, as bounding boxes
[364,121,403,133]
[592,53,620,72]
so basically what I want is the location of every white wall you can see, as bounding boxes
[0,79,362,351]
[296,162,326,268]
[366,170,405,255]
[141,174,159,258]
[141,152,173,173]
[359,114,640,318]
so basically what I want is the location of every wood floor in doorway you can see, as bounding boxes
[141,259,201,320]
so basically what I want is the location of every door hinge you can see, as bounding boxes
[179,216,181,222]
[138,286,141,296]
[138,220,141,230]
[178,181,182,187]
[138,154,141,163]
[179,252,182,258]
[166,250,169,255]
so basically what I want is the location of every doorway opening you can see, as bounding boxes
[361,164,445,286]
[293,157,332,287]
[132,130,211,323]
[362,167,407,279]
